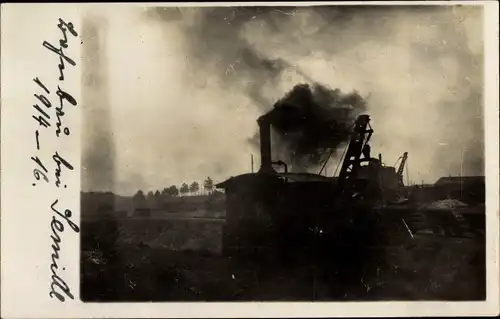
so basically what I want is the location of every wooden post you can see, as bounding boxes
[251,154,254,173]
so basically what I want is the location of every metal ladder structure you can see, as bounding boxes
[337,115,374,189]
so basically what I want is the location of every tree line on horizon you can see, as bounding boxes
[133,177,216,200]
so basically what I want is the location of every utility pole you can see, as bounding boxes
[251,154,254,173]
[460,146,467,198]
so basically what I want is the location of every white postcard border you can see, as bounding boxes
[1,2,498,318]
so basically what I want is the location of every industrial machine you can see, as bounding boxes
[216,113,404,260]
[216,110,485,263]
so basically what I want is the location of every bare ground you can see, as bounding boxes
[81,234,485,302]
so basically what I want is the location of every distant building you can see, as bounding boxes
[434,176,485,204]
[434,176,485,188]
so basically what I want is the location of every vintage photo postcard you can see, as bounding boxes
[1,1,499,318]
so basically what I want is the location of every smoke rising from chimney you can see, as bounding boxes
[83,5,484,195]
[261,83,367,172]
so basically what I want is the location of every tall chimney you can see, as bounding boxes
[257,115,274,173]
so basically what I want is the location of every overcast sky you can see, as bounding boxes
[81,5,484,196]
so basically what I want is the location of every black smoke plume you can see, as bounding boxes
[262,83,367,171]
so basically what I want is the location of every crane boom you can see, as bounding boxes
[396,152,408,187]
[337,115,374,188]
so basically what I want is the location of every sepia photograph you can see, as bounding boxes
[77,4,488,302]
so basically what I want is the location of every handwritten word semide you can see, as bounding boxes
[49,199,80,302]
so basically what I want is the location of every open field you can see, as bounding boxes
[81,206,485,301]
[81,239,485,301]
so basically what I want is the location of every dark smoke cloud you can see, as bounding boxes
[262,83,367,171]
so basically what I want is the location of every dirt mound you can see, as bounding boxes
[425,199,468,210]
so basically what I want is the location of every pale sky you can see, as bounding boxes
[81,5,484,196]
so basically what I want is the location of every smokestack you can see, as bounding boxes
[257,115,275,173]
[254,83,368,173]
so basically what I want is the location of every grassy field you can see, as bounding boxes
[81,218,485,301]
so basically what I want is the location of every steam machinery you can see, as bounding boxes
[217,113,407,258]
[217,110,485,261]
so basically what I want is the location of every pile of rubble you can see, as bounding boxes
[425,199,468,210]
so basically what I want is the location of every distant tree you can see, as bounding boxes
[133,190,146,201]
[180,183,189,196]
[133,190,147,209]
[168,185,179,197]
[153,190,162,207]
[189,181,200,195]
[146,191,155,208]
[204,177,214,194]
[161,187,169,196]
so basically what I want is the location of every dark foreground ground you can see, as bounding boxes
[81,235,485,301]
